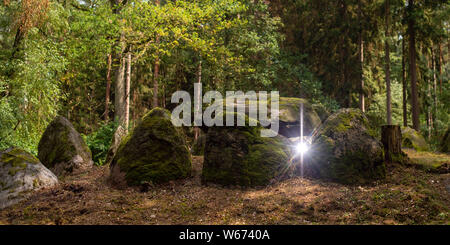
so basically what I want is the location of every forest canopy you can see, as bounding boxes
[0,0,448,156]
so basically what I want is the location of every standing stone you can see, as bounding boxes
[109,108,191,187]
[208,96,322,138]
[0,148,58,209]
[38,116,93,176]
[401,127,430,152]
[304,108,385,184]
[274,97,322,138]
[202,112,293,187]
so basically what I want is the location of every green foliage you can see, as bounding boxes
[83,121,118,166]
[58,0,118,132]
[0,2,66,154]
[273,52,340,112]
[367,81,407,130]
[0,0,448,156]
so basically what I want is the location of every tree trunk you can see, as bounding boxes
[105,53,112,121]
[385,0,391,125]
[110,0,128,127]
[408,0,420,131]
[153,36,160,108]
[402,37,408,127]
[125,50,131,130]
[358,0,364,112]
[152,0,160,109]
[381,125,407,164]
[194,59,202,140]
[427,55,432,140]
[438,42,443,94]
[432,45,437,135]
[114,52,126,125]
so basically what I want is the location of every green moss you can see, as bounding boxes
[305,109,386,184]
[202,112,291,187]
[333,150,385,184]
[112,108,191,186]
[0,148,41,176]
[38,116,92,171]
[401,127,430,152]
[32,178,39,188]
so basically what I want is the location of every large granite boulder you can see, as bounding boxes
[109,108,191,187]
[275,97,322,138]
[304,108,385,184]
[38,116,93,176]
[0,148,58,209]
[401,127,430,152]
[209,96,322,138]
[202,112,293,187]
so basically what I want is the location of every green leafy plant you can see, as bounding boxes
[83,121,118,166]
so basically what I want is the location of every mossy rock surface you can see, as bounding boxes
[0,148,58,209]
[209,96,322,138]
[272,97,322,138]
[304,108,385,184]
[38,116,93,176]
[401,127,430,152]
[202,112,293,187]
[110,108,191,187]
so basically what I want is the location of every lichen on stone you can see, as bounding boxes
[304,108,386,184]
[0,148,58,209]
[38,116,93,176]
[401,127,430,152]
[109,108,192,187]
[201,111,293,187]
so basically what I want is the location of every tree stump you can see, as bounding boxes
[381,125,408,164]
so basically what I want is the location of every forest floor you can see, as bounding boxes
[0,150,449,225]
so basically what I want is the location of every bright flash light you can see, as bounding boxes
[296,142,309,155]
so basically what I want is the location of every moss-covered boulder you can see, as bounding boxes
[202,112,293,187]
[109,108,191,187]
[274,97,322,138]
[38,116,93,176]
[440,128,449,153]
[401,127,430,152]
[0,148,58,209]
[304,108,385,184]
[208,96,321,138]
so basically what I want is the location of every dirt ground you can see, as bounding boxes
[0,150,449,225]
